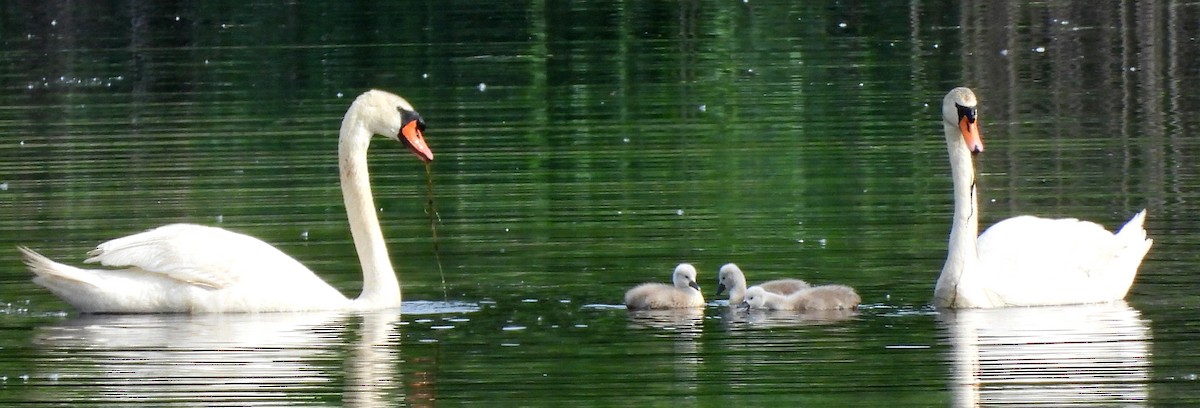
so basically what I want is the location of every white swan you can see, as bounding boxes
[18,89,433,313]
[715,263,809,304]
[624,263,706,310]
[741,285,860,311]
[934,87,1153,308]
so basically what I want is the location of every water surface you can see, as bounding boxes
[1,0,1198,406]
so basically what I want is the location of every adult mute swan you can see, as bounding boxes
[19,89,433,313]
[934,87,1152,308]
[715,263,809,304]
[741,285,860,311]
[624,263,706,310]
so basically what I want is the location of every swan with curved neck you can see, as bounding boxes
[934,87,1152,308]
[741,285,860,311]
[715,263,809,304]
[19,89,432,313]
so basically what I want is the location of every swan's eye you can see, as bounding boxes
[400,109,426,132]
[955,104,977,124]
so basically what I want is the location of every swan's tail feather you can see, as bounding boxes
[1116,209,1149,242]
[1116,209,1153,259]
[18,246,100,288]
[1109,210,1153,299]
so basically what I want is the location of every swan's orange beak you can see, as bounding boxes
[401,120,434,162]
[960,116,983,154]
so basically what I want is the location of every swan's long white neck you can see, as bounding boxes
[340,102,400,309]
[935,120,981,306]
[729,270,750,302]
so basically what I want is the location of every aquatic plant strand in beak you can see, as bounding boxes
[425,162,447,300]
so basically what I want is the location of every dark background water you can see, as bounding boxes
[0,0,1197,406]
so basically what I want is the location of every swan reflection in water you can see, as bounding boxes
[939,301,1151,406]
[625,307,704,333]
[724,307,858,328]
[30,301,475,407]
[31,311,399,406]
[624,307,704,395]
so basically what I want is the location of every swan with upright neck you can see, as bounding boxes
[19,89,432,313]
[934,87,1152,308]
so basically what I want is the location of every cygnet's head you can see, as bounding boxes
[715,263,743,296]
[740,286,769,309]
[673,263,701,292]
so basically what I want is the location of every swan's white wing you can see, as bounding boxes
[83,223,312,289]
[977,215,1117,271]
[976,215,1138,305]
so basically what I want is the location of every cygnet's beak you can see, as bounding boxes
[689,280,701,292]
[739,301,750,310]
[715,282,727,296]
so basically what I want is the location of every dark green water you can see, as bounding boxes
[1,0,1198,406]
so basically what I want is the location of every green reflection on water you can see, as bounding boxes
[0,0,1194,406]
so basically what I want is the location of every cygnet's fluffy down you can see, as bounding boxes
[625,263,706,310]
[742,284,860,311]
[715,263,810,304]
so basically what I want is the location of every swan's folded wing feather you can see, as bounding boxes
[977,215,1118,273]
[83,224,305,290]
[977,215,1136,305]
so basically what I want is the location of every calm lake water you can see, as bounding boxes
[1,0,1199,406]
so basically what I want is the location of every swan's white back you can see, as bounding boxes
[934,87,1152,308]
[21,89,433,313]
[973,212,1149,306]
[24,225,349,313]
